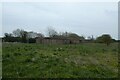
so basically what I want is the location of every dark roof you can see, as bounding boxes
[44,37,68,40]
[36,36,84,40]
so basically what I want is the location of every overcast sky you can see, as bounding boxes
[2,2,118,39]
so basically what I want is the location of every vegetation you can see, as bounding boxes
[2,28,118,78]
[0,40,2,78]
[3,28,118,45]
[2,42,118,78]
[96,34,112,46]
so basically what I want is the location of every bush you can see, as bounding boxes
[28,38,36,43]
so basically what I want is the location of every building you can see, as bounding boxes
[36,36,83,44]
[36,37,70,44]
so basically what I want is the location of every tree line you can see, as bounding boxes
[3,29,44,43]
[2,27,118,46]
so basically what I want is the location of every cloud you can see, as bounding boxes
[2,2,118,39]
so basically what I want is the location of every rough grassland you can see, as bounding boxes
[2,43,118,78]
[0,42,2,78]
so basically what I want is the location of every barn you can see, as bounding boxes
[36,37,70,44]
[36,36,83,44]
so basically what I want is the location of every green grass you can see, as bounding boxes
[2,42,118,78]
[0,42,2,78]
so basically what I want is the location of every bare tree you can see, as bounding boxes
[47,27,58,37]
[37,33,44,38]
[12,29,22,37]
[20,31,28,43]
[12,29,28,43]
[27,32,44,38]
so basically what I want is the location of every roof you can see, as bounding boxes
[36,36,84,40]
[36,36,70,40]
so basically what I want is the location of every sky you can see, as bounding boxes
[0,0,119,2]
[1,2,118,39]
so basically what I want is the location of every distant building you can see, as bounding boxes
[36,36,83,44]
[36,37,69,44]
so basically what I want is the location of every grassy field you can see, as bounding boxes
[0,42,2,78]
[2,42,118,78]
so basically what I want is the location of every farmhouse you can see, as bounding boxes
[36,36,83,44]
[36,37,69,44]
